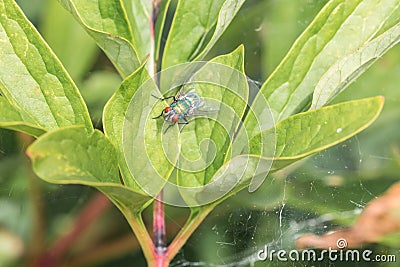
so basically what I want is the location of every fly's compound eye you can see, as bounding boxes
[164,107,171,113]
[172,115,179,122]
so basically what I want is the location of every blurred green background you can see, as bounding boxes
[1,0,399,266]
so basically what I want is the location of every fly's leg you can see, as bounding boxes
[163,118,188,134]
[152,94,176,119]
[152,110,164,119]
[179,117,189,125]
[164,123,176,134]
[178,117,189,132]
[151,94,176,102]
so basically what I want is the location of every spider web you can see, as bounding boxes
[168,135,400,267]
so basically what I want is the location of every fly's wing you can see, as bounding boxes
[181,84,219,117]
[190,96,219,117]
[176,83,194,99]
[175,86,185,98]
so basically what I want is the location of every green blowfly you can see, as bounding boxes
[152,85,219,133]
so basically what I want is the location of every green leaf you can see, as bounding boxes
[175,46,249,205]
[103,62,151,189]
[311,23,400,109]
[0,0,92,134]
[0,97,45,137]
[188,96,384,205]
[121,0,151,62]
[104,60,179,198]
[251,96,385,171]
[59,0,141,77]
[40,0,99,82]
[261,0,327,77]
[162,0,245,69]
[27,126,151,213]
[121,72,182,198]
[253,0,399,124]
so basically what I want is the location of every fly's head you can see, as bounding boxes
[163,107,179,122]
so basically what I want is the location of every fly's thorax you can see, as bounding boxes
[171,98,192,115]
[162,92,202,122]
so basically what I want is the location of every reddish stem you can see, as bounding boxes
[153,191,167,263]
[32,192,111,267]
[149,1,170,266]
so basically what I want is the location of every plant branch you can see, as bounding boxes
[32,192,111,267]
[124,209,157,265]
[149,1,169,265]
[148,0,161,77]
[153,191,166,253]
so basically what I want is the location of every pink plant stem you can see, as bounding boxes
[32,192,111,267]
[150,1,169,266]
[153,191,167,266]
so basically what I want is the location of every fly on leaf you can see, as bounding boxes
[152,85,218,133]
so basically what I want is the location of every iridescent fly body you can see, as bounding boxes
[164,92,201,122]
[152,87,215,133]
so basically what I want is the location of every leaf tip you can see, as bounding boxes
[234,44,245,55]
[373,95,385,112]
